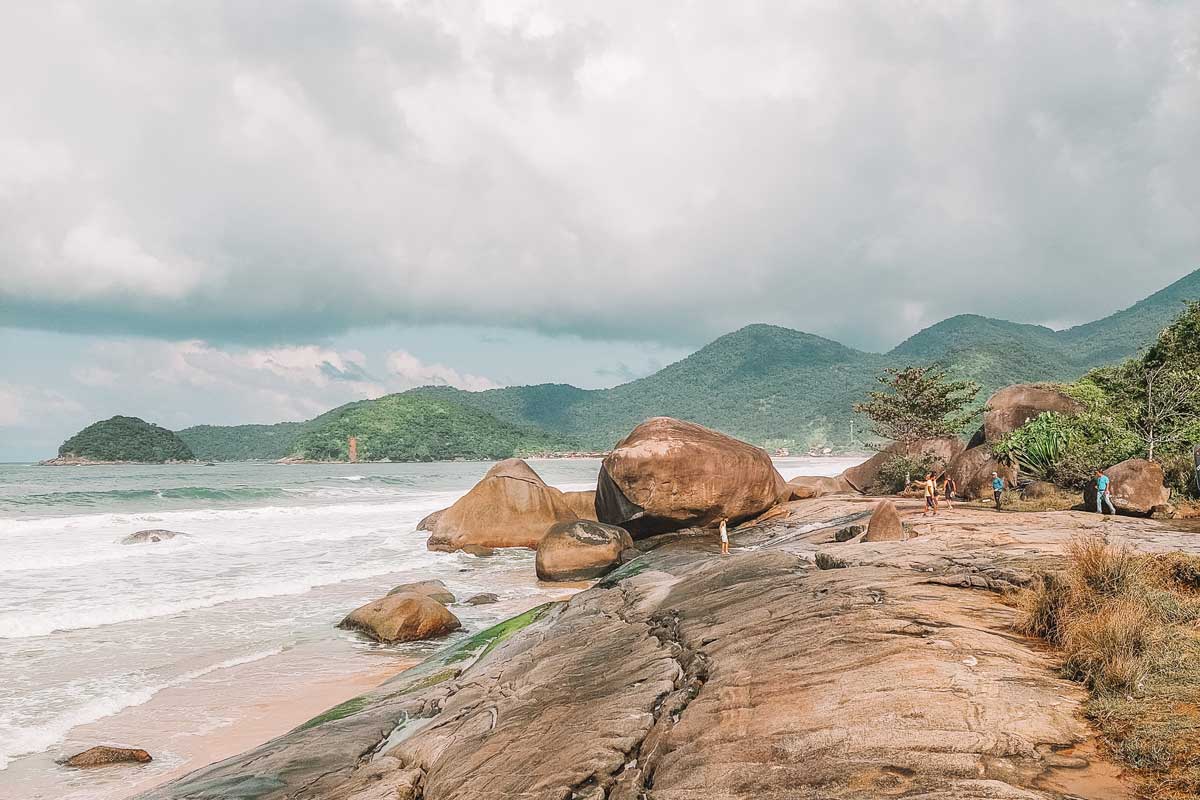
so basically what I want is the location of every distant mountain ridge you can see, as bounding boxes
[167,268,1200,459]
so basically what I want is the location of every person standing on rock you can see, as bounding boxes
[923,473,938,517]
[1095,470,1116,515]
[718,518,730,555]
[942,475,957,510]
[991,472,1005,511]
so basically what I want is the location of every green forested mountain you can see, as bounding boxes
[57,416,195,463]
[78,268,1199,460]
[288,394,577,462]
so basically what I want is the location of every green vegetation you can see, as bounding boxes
[177,422,307,461]
[994,301,1200,495]
[57,416,194,463]
[1015,537,1200,798]
[444,602,556,663]
[290,395,577,462]
[853,365,979,444]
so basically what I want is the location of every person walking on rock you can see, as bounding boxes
[923,472,938,517]
[1095,470,1116,515]
[942,475,957,510]
[991,472,1005,511]
[718,518,729,555]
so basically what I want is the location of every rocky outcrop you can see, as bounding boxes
[426,459,577,552]
[841,437,966,493]
[535,519,635,582]
[785,474,854,500]
[416,509,445,533]
[464,593,499,606]
[386,580,455,605]
[63,746,152,768]
[595,417,786,536]
[983,384,1082,443]
[120,529,186,545]
[1021,481,1060,500]
[561,490,598,521]
[1084,458,1171,516]
[946,446,1017,499]
[863,499,905,542]
[338,593,461,643]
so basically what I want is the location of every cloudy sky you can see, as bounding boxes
[2,1,1198,459]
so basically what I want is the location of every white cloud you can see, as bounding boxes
[0,384,83,427]
[386,350,499,391]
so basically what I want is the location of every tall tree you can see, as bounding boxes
[853,366,979,446]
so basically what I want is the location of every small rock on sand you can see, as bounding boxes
[63,746,152,768]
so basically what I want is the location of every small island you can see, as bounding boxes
[43,415,196,465]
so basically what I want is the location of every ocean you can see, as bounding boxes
[0,456,861,800]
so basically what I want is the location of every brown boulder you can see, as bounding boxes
[561,490,598,521]
[338,592,461,643]
[785,475,854,500]
[983,384,1082,443]
[841,437,966,493]
[1083,458,1171,516]
[416,509,445,533]
[386,579,455,604]
[465,593,499,605]
[1021,481,1060,500]
[63,746,152,768]
[427,459,577,552]
[595,417,787,537]
[535,519,635,582]
[945,446,1017,500]
[863,500,905,542]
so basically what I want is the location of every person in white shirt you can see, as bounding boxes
[719,518,729,555]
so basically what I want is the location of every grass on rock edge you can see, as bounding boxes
[1014,536,1200,798]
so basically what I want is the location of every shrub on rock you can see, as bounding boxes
[841,437,966,494]
[338,593,461,643]
[536,519,634,582]
[596,417,786,537]
[427,459,577,552]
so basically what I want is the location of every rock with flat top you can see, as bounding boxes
[63,746,152,768]
[386,580,455,605]
[786,475,854,500]
[464,593,499,606]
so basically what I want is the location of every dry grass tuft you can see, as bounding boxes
[1014,535,1200,797]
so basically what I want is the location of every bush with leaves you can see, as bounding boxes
[853,365,979,447]
[871,452,938,494]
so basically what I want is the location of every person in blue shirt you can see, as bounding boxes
[1095,470,1116,515]
[991,472,1005,510]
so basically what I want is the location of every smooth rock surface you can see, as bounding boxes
[386,580,455,605]
[561,490,599,521]
[946,446,1017,499]
[535,519,635,581]
[416,509,445,533]
[786,474,854,500]
[1084,458,1171,516]
[338,592,461,643]
[426,459,577,552]
[863,499,905,542]
[983,384,1083,443]
[596,417,786,536]
[464,593,499,606]
[64,746,152,768]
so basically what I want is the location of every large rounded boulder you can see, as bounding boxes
[945,446,1017,500]
[786,475,854,500]
[427,459,577,552]
[983,384,1082,443]
[561,490,598,521]
[596,417,787,537]
[535,519,635,582]
[1083,458,1170,516]
[338,592,461,643]
[840,437,966,493]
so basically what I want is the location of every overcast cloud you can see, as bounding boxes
[3,0,1197,349]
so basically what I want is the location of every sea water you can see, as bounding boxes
[0,456,860,799]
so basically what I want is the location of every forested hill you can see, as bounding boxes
[133,267,1200,459]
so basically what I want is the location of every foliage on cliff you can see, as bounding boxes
[178,422,307,461]
[58,416,195,463]
[289,394,577,462]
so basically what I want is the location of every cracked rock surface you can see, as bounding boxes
[136,495,1200,800]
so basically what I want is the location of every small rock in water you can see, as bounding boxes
[121,529,186,545]
[465,593,499,605]
[386,579,455,605]
[63,746,152,768]
[462,545,495,557]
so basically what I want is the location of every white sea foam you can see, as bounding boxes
[0,647,284,770]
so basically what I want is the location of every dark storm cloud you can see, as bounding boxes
[1,1,1198,351]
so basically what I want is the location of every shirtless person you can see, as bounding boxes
[942,474,957,510]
